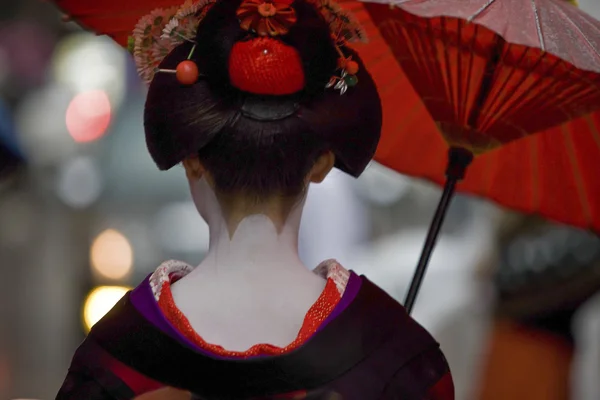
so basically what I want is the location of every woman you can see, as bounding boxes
[55,0,453,398]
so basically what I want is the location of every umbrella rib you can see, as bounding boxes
[478,44,518,133]
[456,21,463,126]
[530,0,545,52]
[468,0,497,22]
[440,19,457,124]
[554,6,600,65]
[502,57,563,128]
[460,23,478,127]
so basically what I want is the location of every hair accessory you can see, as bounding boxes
[129,0,215,84]
[130,7,179,84]
[237,0,298,37]
[326,54,359,95]
[130,0,366,95]
[229,38,305,95]
[175,59,200,85]
[311,0,366,95]
[155,41,202,85]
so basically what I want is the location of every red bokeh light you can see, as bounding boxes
[66,90,112,143]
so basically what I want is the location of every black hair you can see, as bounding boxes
[144,0,382,198]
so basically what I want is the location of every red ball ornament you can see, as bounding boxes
[176,60,199,85]
[345,60,359,75]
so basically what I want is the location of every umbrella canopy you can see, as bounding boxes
[361,0,600,233]
[355,0,600,310]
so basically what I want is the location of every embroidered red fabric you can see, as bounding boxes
[158,278,342,358]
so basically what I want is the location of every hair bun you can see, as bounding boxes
[229,38,306,95]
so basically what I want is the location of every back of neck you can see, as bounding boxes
[201,210,306,276]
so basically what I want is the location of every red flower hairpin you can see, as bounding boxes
[237,0,298,37]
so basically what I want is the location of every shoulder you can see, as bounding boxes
[349,277,454,398]
[142,260,194,301]
[313,259,351,295]
[360,275,440,352]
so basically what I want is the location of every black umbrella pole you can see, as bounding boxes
[404,147,474,315]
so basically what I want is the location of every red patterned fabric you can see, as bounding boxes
[158,277,342,357]
[229,38,306,95]
[148,259,349,358]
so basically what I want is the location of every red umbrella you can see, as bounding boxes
[362,0,600,228]
[355,0,600,311]
[51,0,600,312]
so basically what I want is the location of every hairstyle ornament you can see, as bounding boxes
[237,0,298,37]
[129,0,367,95]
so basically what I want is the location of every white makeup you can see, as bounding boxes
[170,177,326,351]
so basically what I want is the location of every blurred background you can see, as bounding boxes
[1,0,600,399]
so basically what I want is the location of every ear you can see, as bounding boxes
[182,157,206,181]
[309,151,335,184]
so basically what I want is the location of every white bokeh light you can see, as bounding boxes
[15,84,77,166]
[56,156,103,209]
[52,33,127,108]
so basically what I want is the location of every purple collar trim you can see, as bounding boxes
[129,271,362,360]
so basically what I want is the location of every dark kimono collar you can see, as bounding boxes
[88,275,436,399]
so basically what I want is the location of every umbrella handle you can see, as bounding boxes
[403,147,473,315]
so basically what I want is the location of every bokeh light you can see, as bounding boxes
[90,229,133,280]
[52,33,127,107]
[16,84,77,166]
[56,156,103,209]
[66,90,112,143]
[82,286,131,332]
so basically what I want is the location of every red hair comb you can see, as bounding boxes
[229,38,305,96]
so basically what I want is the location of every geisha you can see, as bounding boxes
[55,0,454,398]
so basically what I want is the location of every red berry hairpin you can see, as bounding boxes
[157,44,201,85]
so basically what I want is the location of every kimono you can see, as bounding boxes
[57,260,453,400]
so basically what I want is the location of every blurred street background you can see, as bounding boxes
[1,0,600,399]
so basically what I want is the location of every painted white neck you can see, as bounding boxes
[189,178,307,277]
